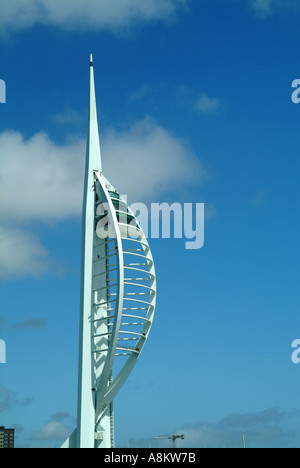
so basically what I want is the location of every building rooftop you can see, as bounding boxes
[0,426,15,448]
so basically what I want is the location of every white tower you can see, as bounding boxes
[61,56,156,448]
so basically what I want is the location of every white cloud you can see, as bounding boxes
[0,131,85,223]
[130,407,298,448]
[127,85,152,103]
[178,421,285,448]
[0,0,298,36]
[0,0,189,36]
[175,86,224,117]
[52,106,86,126]
[0,119,204,278]
[31,421,71,441]
[248,0,300,17]
[0,226,51,279]
[0,121,202,223]
[250,0,274,17]
[176,407,299,448]
[0,130,84,278]
[102,118,204,201]
[194,93,222,116]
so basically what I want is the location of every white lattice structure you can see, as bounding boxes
[62,56,156,448]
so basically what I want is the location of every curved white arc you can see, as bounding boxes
[94,171,124,418]
[101,354,141,415]
[97,232,156,418]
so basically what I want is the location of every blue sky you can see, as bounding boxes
[1,0,300,448]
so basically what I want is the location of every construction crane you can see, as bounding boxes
[154,433,185,449]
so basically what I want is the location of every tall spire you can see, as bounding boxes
[87,54,102,173]
[61,55,157,449]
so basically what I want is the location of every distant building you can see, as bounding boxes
[0,426,15,448]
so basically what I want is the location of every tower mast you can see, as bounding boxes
[76,53,104,448]
[62,56,156,449]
